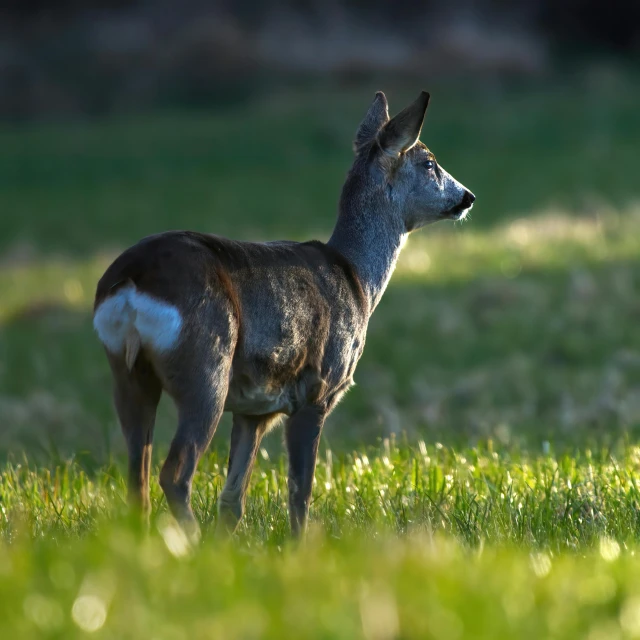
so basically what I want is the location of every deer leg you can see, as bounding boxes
[159,356,232,542]
[285,406,325,537]
[216,414,273,535]
[110,354,162,527]
[159,400,226,542]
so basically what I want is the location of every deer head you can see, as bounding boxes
[351,91,475,231]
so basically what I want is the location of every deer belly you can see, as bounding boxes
[224,377,295,415]
[225,360,327,415]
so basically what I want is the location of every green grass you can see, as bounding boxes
[1,69,640,637]
[4,441,640,638]
[6,527,640,640]
[5,439,640,547]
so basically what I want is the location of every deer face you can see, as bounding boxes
[353,91,475,232]
[386,141,475,230]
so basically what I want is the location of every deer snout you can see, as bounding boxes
[461,190,475,209]
[447,189,475,221]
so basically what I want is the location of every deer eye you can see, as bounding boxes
[423,160,435,171]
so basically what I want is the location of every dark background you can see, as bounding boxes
[1,0,639,120]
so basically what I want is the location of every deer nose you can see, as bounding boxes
[461,190,476,208]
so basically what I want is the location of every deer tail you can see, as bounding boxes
[124,325,141,371]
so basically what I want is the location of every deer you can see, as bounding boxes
[93,90,475,541]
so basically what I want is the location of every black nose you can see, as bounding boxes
[461,190,476,208]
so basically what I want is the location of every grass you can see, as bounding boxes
[4,441,640,638]
[1,68,640,637]
[6,527,640,640]
[5,439,640,547]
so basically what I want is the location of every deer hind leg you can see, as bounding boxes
[285,406,326,537]
[217,413,280,536]
[109,353,162,527]
[159,347,234,542]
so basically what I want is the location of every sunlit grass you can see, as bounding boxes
[3,524,640,640]
[4,439,640,549]
[0,256,110,323]
[4,441,640,638]
[4,526,640,640]
[398,205,640,282]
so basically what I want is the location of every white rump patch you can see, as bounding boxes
[93,284,182,354]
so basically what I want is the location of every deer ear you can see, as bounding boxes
[377,91,430,157]
[354,91,390,152]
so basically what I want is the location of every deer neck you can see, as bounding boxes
[328,193,407,313]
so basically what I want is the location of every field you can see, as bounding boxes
[1,68,640,638]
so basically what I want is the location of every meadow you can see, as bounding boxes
[1,67,640,638]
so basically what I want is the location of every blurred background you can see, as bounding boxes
[1,0,639,119]
[0,0,639,461]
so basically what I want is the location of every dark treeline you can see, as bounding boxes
[3,0,639,50]
[0,0,638,119]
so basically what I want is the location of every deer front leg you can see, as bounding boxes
[217,413,272,536]
[285,406,325,537]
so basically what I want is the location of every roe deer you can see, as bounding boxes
[93,91,475,540]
